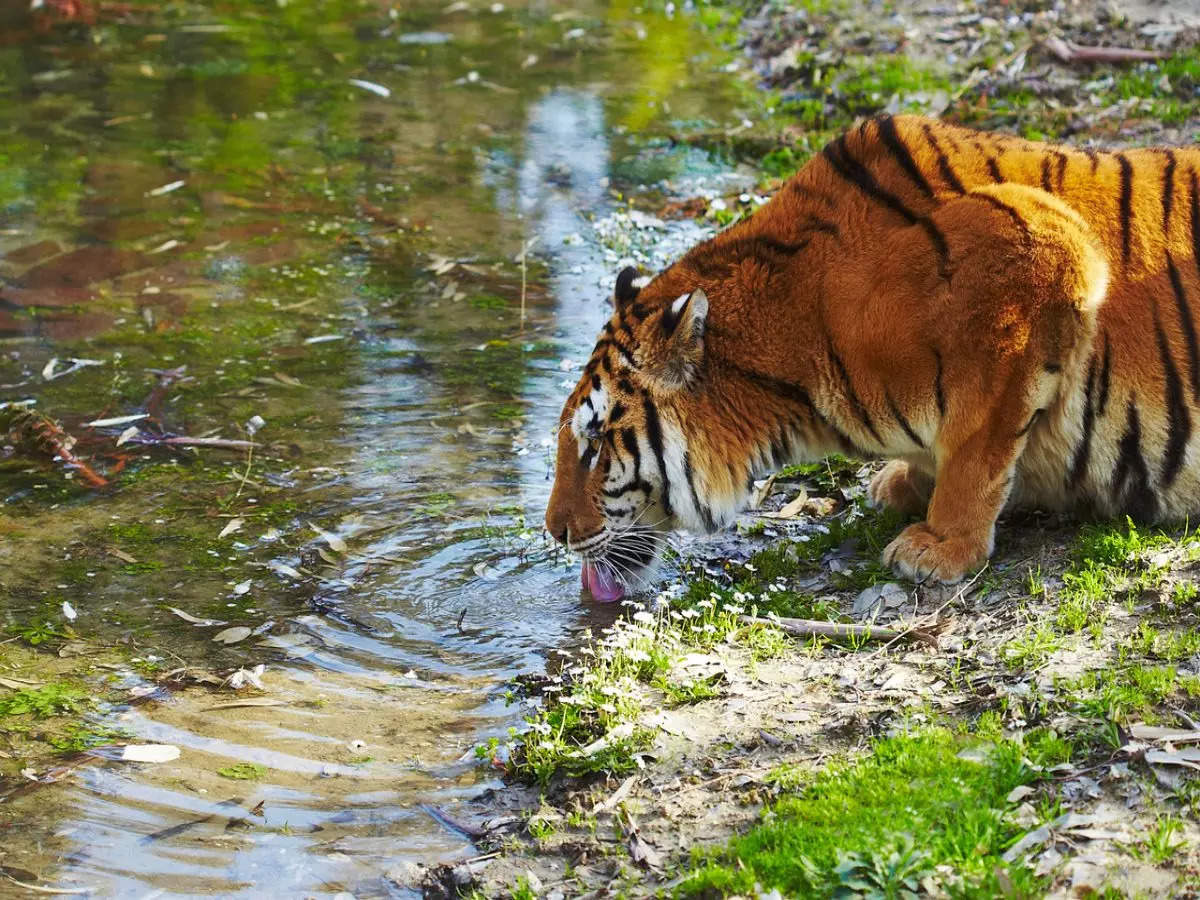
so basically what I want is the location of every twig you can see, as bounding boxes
[1043,35,1164,64]
[0,871,96,895]
[739,615,939,649]
[234,444,254,500]
[866,565,988,659]
[419,803,486,839]
[131,436,259,451]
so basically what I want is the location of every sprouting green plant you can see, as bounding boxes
[831,833,932,899]
[1134,816,1185,864]
[0,682,88,718]
[6,620,65,647]
[217,762,268,780]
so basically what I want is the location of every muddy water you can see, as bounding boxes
[0,1,749,895]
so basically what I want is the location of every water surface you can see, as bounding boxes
[0,1,750,893]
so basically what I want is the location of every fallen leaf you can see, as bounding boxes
[213,626,252,644]
[204,698,286,710]
[146,180,185,197]
[269,561,303,579]
[348,78,390,97]
[1007,785,1035,803]
[116,425,140,446]
[121,744,180,763]
[309,523,347,553]
[168,607,225,627]
[86,413,148,428]
[762,489,808,519]
[218,518,244,539]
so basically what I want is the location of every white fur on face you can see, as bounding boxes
[571,384,609,464]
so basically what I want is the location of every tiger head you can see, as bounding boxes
[545,265,732,602]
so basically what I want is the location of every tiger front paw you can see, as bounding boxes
[882,522,988,585]
[868,461,931,517]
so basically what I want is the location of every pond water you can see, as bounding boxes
[0,1,751,895]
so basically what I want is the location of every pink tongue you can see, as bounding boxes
[581,562,625,603]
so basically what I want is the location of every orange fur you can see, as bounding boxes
[546,115,1200,587]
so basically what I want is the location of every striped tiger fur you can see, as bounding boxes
[545,113,1200,593]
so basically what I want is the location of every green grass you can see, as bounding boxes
[217,762,269,780]
[0,682,89,718]
[681,728,1041,897]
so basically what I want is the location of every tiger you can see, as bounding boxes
[545,113,1200,598]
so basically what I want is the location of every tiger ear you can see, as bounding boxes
[614,266,640,308]
[647,288,708,390]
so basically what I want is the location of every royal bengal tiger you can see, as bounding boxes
[544,113,1200,598]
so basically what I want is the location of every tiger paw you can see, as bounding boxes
[868,461,931,517]
[882,522,987,585]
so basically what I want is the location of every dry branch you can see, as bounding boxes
[1043,36,1165,64]
[739,615,939,649]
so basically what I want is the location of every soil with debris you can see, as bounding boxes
[411,2,1200,897]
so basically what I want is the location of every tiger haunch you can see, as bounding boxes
[547,114,1200,591]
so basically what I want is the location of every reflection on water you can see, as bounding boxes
[0,0,742,894]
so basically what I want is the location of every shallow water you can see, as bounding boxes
[0,1,750,894]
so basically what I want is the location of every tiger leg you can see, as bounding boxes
[868,459,933,516]
[881,183,1108,583]
[882,408,1025,583]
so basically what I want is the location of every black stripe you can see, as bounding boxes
[1067,355,1097,488]
[829,347,884,446]
[1167,252,1200,401]
[973,192,1030,239]
[1055,151,1069,191]
[1041,156,1053,193]
[933,348,946,417]
[621,428,642,482]
[722,361,815,414]
[617,378,633,394]
[822,135,949,273]
[1155,310,1191,487]
[641,395,673,517]
[1086,149,1100,174]
[1112,400,1159,521]
[922,123,966,193]
[802,217,840,237]
[1117,152,1134,265]
[885,392,925,448]
[822,135,920,225]
[683,451,716,532]
[1097,332,1112,417]
[613,341,638,370]
[876,115,934,197]
[1162,149,1177,232]
[986,157,1004,183]
[609,402,626,423]
[1017,409,1043,437]
[688,234,814,278]
[580,444,597,469]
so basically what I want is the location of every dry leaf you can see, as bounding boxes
[168,607,225,627]
[218,518,244,539]
[213,626,252,645]
[121,744,180,763]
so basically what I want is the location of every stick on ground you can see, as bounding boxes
[739,615,939,649]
